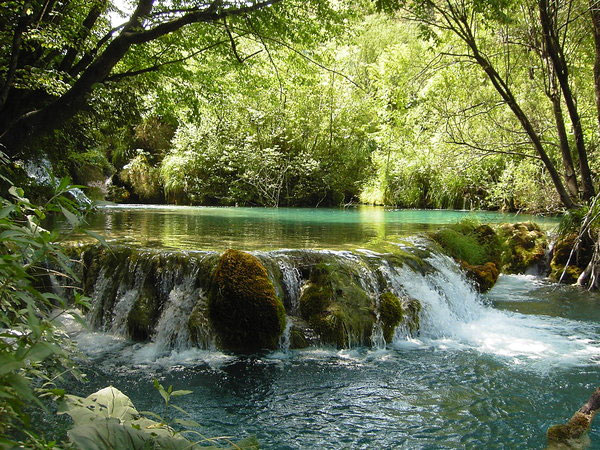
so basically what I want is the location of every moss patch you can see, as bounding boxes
[431,221,501,267]
[549,234,594,284]
[299,261,375,348]
[460,261,499,293]
[497,222,547,273]
[208,249,286,352]
[402,297,421,336]
[379,292,403,342]
[127,286,160,341]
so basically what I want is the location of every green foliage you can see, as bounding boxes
[59,384,258,449]
[431,220,501,266]
[0,157,90,446]
[119,150,163,202]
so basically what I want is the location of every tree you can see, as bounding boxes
[538,0,595,201]
[0,0,341,159]
[377,0,599,209]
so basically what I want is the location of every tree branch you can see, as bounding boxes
[104,39,230,82]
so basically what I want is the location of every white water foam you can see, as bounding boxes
[393,253,600,367]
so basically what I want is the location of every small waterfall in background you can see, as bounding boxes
[23,157,92,206]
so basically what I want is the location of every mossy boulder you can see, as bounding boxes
[497,222,547,273]
[431,221,501,267]
[549,234,594,284]
[431,220,502,291]
[188,297,212,348]
[460,261,499,293]
[299,261,375,348]
[402,296,421,336]
[379,292,403,342]
[288,317,320,349]
[208,249,286,352]
[127,285,160,341]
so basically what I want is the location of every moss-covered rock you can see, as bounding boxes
[431,221,501,267]
[287,317,320,349]
[498,222,547,273]
[127,286,160,341]
[549,234,594,283]
[379,292,403,342]
[188,296,213,348]
[299,261,375,348]
[208,249,286,352]
[402,296,421,336]
[460,261,499,293]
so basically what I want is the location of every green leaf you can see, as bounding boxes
[83,229,110,248]
[0,205,15,219]
[60,205,80,228]
[174,418,201,428]
[170,390,193,397]
[27,342,59,363]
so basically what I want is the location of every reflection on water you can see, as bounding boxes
[74,205,559,250]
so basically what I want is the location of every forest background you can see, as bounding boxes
[1,0,599,213]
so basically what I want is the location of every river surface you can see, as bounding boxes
[55,206,600,448]
[79,205,559,250]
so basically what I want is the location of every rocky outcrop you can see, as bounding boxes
[549,234,594,284]
[299,261,375,348]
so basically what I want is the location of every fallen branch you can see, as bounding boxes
[547,387,600,447]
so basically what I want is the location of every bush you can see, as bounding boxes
[0,159,90,446]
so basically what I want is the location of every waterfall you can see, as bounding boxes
[66,241,600,366]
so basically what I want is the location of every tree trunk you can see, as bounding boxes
[0,0,282,158]
[466,50,576,209]
[592,0,600,131]
[425,2,577,209]
[550,91,579,199]
[539,0,595,201]
[577,232,600,290]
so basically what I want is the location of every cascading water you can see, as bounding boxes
[392,252,600,368]
[68,239,600,368]
[55,238,600,448]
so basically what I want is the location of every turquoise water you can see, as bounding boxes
[82,205,558,250]
[60,266,600,449]
[56,206,599,448]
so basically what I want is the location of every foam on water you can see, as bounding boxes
[395,253,600,368]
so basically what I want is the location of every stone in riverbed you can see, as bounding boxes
[208,249,286,352]
[460,261,499,293]
[299,260,376,348]
[497,222,547,274]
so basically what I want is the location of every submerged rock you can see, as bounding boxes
[208,249,286,352]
